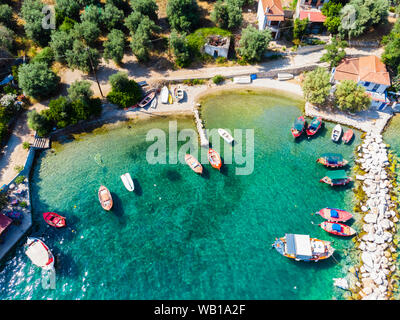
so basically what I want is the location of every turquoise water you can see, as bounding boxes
[0,90,361,300]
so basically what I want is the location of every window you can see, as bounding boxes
[372,84,380,92]
[364,81,370,87]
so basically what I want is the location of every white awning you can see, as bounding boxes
[294,234,312,257]
[25,241,50,268]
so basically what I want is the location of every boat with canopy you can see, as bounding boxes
[314,208,353,222]
[316,153,349,168]
[272,234,335,262]
[319,221,356,237]
[306,117,322,136]
[320,170,352,186]
[291,116,306,138]
[25,237,54,270]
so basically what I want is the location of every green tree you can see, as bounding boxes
[0,25,14,52]
[104,29,125,65]
[339,0,389,39]
[293,18,308,41]
[32,47,55,66]
[67,80,94,102]
[107,72,142,108]
[65,40,101,73]
[0,4,14,29]
[130,22,154,62]
[211,0,243,30]
[166,0,199,33]
[18,62,60,99]
[321,1,343,34]
[237,25,272,62]
[72,20,101,45]
[59,17,78,32]
[48,96,73,128]
[335,80,371,112]
[302,67,332,106]
[21,0,52,46]
[169,30,191,67]
[130,0,159,21]
[320,37,347,68]
[102,3,124,31]
[55,0,81,21]
[49,30,75,63]
[109,72,131,91]
[80,4,103,26]
[27,110,52,136]
[382,20,400,74]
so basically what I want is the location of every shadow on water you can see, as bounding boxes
[201,167,210,180]
[165,169,182,182]
[133,179,142,196]
[110,193,127,226]
[55,251,79,279]
[220,163,229,176]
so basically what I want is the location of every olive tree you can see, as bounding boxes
[302,67,332,106]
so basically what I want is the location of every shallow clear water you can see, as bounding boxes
[0,90,361,300]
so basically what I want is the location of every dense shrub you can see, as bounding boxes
[103,29,126,64]
[32,47,55,66]
[0,4,14,29]
[130,0,158,21]
[169,31,191,67]
[107,72,142,108]
[237,25,272,62]
[301,67,332,106]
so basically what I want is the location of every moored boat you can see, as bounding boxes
[316,153,349,168]
[342,129,354,144]
[314,208,353,222]
[137,91,156,108]
[160,86,169,104]
[208,148,222,170]
[272,233,335,262]
[98,185,113,211]
[320,170,352,186]
[174,88,184,102]
[319,221,356,237]
[43,212,66,228]
[185,154,203,174]
[277,73,294,81]
[331,124,342,142]
[291,116,306,138]
[120,173,135,192]
[218,128,234,145]
[306,117,322,136]
[25,237,54,270]
[150,97,157,109]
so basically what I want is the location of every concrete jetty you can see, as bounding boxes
[193,104,209,148]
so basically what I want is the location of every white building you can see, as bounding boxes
[257,0,285,39]
[332,55,391,110]
[204,35,230,59]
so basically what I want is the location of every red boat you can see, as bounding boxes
[291,116,306,138]
[314,208,353,222]
[43,212,66,228]
[306,117,322,136]
[342,129,354,144]
[208,148,222,170]
[319,221,356,237]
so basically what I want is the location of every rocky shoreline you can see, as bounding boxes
[349,131,399,300]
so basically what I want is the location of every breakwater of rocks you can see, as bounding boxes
[348,131,399,300]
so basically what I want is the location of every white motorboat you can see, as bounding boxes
[233,76,251,84]
[150,97,157,109]
[174,88,184,102]
[160,86,169,104]
[25,237,54,270]
[277,73,294,81]
[331,124,342,142]
[121,173,135,192]
[218,128,234,145]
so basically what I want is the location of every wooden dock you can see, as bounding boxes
[32,136,50,149]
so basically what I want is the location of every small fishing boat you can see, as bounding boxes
[306,117,322,136]
[160,86,169,104]
[98,185,113,211]
[342,129,354,144]
[291,116,306,138]
[120,173,135,192]
[25,237,54,270]
[314,208,353,222]
[320,170,352,186]
[43,212,66,228]
[185,154,203,174]
[174,88,184,102]
[150,97,157,109]
[218,128,234,145]
[168,93,173,104]
[316,153,349,168]
[319,221,356,237]
[277,73,294,81]
[137,91,156,108]
[331,124,342,142]
[272,234,335,262]
[208,148,222,170]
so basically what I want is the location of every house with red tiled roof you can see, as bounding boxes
[257,0,285,39]
[332,55,391,110]
[295,0,329,33]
